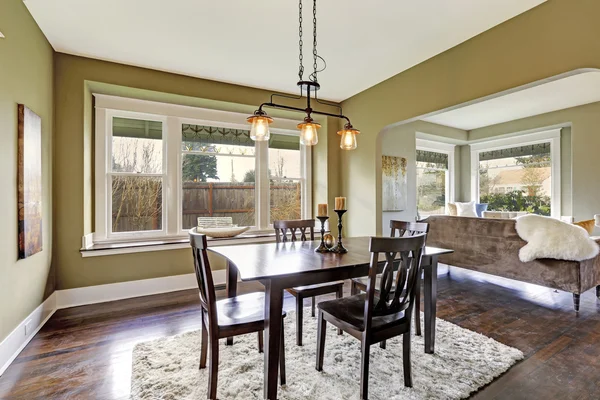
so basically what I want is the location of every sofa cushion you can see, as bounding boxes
[483,211,528,219]
[456,201,478,217]
[447,203,457,216]
[475,203,489,218]
[574,220,595,235]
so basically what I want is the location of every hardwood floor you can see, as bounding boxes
[1,265,600,399]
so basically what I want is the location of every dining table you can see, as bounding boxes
[209,236,453,400]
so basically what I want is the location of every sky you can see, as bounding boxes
[112,137,301,182]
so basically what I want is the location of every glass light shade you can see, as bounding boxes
[337,127,359,150]
[247,115,273,141]
[298,120,321,146]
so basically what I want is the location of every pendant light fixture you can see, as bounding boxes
[247,0,359,149]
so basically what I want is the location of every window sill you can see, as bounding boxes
[80,233,277,258]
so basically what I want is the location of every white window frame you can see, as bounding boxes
[469,128,561,218]
[94,94,311,244]
[95,109,168,242]
[416,138,455,214]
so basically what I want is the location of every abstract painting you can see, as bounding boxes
[382,155,407,212]
[18,104,43,259]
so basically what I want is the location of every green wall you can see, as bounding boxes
[0,0,54,342]
[379,121,466,227]
[54,54,340,289]
[340,0,600,236]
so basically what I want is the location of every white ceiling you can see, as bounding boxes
[24,0,544,102]
[423,71,600,130]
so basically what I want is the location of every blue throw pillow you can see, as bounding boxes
[475,203,488,218]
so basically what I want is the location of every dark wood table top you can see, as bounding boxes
[209,236,453,282]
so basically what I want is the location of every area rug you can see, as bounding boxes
[131,309,523,400]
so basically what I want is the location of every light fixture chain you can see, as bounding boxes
[312,0,318,82]
[298,0,304,80]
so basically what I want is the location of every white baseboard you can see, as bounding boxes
[0,270,227,376]
[0,293,57,376]
[55,270,227,309]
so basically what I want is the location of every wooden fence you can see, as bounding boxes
[112,180,301,232]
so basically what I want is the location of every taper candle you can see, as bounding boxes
[334,197,346,211]
[317,203,328,217]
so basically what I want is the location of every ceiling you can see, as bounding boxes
[423,71,600,130]
[24,0,544,102]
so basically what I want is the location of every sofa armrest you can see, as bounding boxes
[577,237,600,293]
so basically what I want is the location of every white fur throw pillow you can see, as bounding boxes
[515,214,600,262]
[455,201,478,217]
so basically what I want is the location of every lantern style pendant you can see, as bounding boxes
[247,0,359,150]
[337,123,360,150]
[247,111,273,141]
[298,117,321,146]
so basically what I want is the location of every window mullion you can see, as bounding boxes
[94,108,108,241]
[255,141,269,230]
[301,144,312,219]
[165,117,180,236]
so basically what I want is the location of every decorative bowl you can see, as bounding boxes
[195,226,250,238]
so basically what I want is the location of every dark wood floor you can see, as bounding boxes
[1,265,600,399]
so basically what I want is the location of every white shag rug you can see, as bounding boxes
[131,309,523,400]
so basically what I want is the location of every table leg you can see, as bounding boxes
[226,260,238,346]
[423,256,438,354]
[263,280,284,400]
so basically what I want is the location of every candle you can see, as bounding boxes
[317,203,328,217]
[595,214,600,227]
[334,197,346,211]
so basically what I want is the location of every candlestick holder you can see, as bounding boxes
[330,210,348,254]
[315,216,330,253]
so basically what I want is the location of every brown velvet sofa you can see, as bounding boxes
[421,215,600,311]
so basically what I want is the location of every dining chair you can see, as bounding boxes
[350,220,429,341]
[273,219,344,346]
[316,234,427,399]
[189,228,286,399]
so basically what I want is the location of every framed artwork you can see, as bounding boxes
[382,155,407,212]
[18,104,43,259]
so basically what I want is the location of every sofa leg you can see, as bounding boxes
[573,294,580,312]
[596,285,600,299]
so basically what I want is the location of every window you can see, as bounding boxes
[416,139,455,216]
[471,129,561,218]
[269,135,302,222]
[111,117,165,234]
[181,125,256,229]
[94,95,311,243]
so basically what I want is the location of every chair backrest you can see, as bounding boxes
[389,220,429,237]
[273,219,315,243]
[189,228,218,328]
[364,234,427,329]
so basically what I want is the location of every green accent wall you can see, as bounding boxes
[54,54,340,289]
[379,121,466,228]
[0,0,54,342]
[340,0,600,236]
